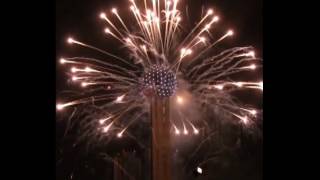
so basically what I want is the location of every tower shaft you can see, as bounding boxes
[151,97,172,180]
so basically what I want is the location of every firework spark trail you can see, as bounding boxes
[191,57,259,83]
[62,57,139,76]
[187,131,218,165]
[192,90,250,124]
[197,64,260,84]
[175,108,200,135]
[187,47,253,78]
[94,124,147,149]
[100,153,135,179]
[63,108,77,138]
[90,108,148,149]
[72,72,138,86]
[76,101,147,145]
[188,61,260,83]
[117,110,147,137]
[167,16,182,50]
[196,154,221,169]
[185,117,199,135]
[172,122,180,134]
[67,38,138,68]
[216,104,256,122]
[191,80,263,95]
[178,9,214,49]
[117,129,147,149]
[188,30,234,63]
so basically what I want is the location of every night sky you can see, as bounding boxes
[56,0,262,179]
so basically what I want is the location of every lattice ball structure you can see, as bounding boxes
[142,65,177,98]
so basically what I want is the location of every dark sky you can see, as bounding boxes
[56,0,262,179]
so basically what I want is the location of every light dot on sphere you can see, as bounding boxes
[197,167,203,174]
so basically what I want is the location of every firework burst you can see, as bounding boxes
[57,0,262,151]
